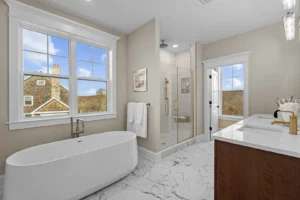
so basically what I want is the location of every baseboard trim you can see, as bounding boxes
[138,134,209,163]
[196,134,210,142]
[0,175,4,189]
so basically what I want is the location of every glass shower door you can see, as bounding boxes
[176,66,193,143]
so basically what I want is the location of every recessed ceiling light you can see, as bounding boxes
[85,0,92,2]
[173,44,178,48]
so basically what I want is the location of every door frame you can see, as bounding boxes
[210,69,219,134]
[203,51,250,141]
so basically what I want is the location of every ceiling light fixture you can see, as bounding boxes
[173,44,178,48]
[85,0,92,2]
[282,0,296,10]
[283,12,295,41]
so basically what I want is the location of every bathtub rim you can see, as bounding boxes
[6,131,136,167]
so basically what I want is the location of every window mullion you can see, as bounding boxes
[47,35,49,74]
[70,39,78,116]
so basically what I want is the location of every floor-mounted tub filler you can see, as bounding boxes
[3,131,138,200]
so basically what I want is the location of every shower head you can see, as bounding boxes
[160,40,168,49]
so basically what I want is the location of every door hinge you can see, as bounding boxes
[209,101,212,105]
[209,75,212,79]
[209,127,212,131]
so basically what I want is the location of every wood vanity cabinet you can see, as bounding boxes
[214,140,300,200]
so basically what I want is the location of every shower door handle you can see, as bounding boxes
[173,100,178,111]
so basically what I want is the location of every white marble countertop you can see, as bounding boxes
[212,114,300,158]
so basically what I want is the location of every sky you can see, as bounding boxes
[221,64,244,91]
[23,29,107,96]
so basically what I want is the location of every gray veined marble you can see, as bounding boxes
[0,142,214,200]
[83,141,214,200]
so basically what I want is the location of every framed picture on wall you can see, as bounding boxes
[133,69,147,92]
[181,77,190,93]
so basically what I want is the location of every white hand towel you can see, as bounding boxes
[127,103,136,133]
[135,103,144,124]
[135,103,147,138]
[127,102,136,123]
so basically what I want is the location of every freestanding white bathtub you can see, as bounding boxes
[3,131,138,200]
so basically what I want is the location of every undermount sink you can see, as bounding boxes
[237,124,282,135]
[256,115,274,119]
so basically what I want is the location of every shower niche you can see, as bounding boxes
[159,41,195,150]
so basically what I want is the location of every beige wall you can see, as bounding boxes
[196,43,204,135]
[0,0,128,175]
[128,19,161,152]
[203,22,300,116]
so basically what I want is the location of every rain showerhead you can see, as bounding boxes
[160,40,168,49]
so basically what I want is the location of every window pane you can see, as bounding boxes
[222,90,244,116]
[24,75,69,117]
[23,51,48,73]
[233,77,244,90]
[77,61,92,77]
[222,78,233,91]
[93,47,107,63]
[233,64,243,77]
[49,36,69,57]
[93,64,107,79]
[76,43,92,61]
[24,96,33,106]
[78,80,107,113]
[23,29,47,53]
[222,66,232,78]
[49,56,69,75]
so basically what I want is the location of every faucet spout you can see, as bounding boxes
[272,110,298,135]
[71,117,85,138]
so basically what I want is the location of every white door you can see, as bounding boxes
[211,70,219,133]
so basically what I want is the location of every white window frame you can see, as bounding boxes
[203,51,250,141]
[219,63,245,119]
[24,96,33,106]
[6,0,120,130]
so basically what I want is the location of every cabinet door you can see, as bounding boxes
[215,140,300,200]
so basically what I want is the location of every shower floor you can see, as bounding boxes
[160,122,192,150]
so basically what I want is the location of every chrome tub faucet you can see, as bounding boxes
[71,117,85,138]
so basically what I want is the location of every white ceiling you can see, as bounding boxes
[37,0,297,53]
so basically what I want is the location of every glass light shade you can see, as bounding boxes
[283,0,296,10]
[283,12,295,41]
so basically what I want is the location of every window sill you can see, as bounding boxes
[219,115,243,121]
[7,113,117,130]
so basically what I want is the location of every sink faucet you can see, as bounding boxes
[71,117,85,138]
[271,110,298,135]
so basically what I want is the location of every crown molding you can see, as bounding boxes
[3,0,120,43]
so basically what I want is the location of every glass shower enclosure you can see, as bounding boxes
[160,59,193,150]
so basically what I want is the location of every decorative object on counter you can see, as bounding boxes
[275,96,300,123]
[181,77,190,93]
[133,69,147,92]
[275,96,300,106]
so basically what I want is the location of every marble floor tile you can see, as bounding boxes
[83,141,214,200]
[0,142,214,200]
